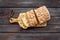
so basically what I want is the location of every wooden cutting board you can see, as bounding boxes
[0,0,60,40]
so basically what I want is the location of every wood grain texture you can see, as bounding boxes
[0,25,60,33]
[0,33,60,40]
[0,0,60,8]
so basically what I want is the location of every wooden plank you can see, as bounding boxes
[0,8,60,17]
[0,33,16,40]
[0,25,20,32]
[0,24,60,32]
[0,33,60,40]
[0,0,60,8]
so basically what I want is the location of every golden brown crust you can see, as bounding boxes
[34,6,50,24]
[26,10,38,26]
[21,13,30,27]
[42,6,50,20]
[37,6,50,21]
[18,13,26,29]
[34,9,45,24]
[18,13,29,29]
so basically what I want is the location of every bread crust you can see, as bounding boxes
[18,13,26,29]
[26,10,38,26]
[34,6,50,24]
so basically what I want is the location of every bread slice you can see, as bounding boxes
[39,6,50,21]
[21,13,30,27]
[34,6,50,24]
[35,6,50,21]
[18,13,26,29]
[34,8,45,24]
[26,10,38,27]
[18,13,29,29]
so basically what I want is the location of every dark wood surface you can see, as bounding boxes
[0,0,60,8]
[0,0,60,40]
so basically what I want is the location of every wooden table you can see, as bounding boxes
[0,0,60,40]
